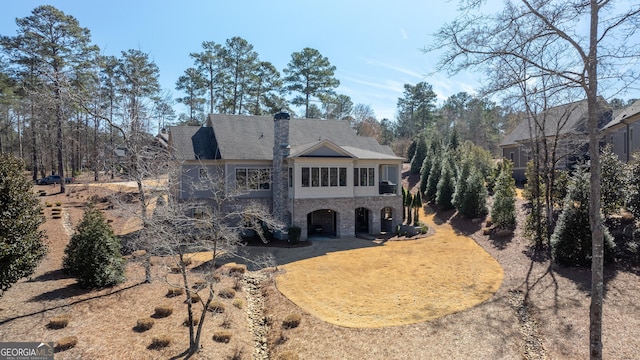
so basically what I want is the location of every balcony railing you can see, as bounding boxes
[378,181,397,195]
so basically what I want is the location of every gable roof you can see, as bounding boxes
[170,114,402,161]
[289,139,357,158]
[500,97,612,147]
[169,126,219,160]
[603,99,640,131]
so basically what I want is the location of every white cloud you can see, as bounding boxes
[400,27,408,40]
[363,58,425,79]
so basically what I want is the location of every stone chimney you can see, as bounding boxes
[272,111,290,235]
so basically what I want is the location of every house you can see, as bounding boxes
[603,99,640,163]
[499,98,612,182]
[168,113,404,241]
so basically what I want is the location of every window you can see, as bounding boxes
[330,168,337,186]
[509,152,515,163]
[321,167,329,186]
[624,131,628,154]
[311,167,320,187]
[301,167,347,187]
[235,168,271,190]
[360,167,367,186]
[288,167,293,188]
[199,168,208,182]
[236,169,246,189]
[354,167,375,186]
[302,167,310,187]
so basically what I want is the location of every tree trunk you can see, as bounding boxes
[56,86,65,194]
[588,1,603,358]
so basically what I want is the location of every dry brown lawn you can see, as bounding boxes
[276,208,503,327]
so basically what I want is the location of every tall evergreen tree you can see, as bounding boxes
[410,136,427,174]
[436,152,456,210]
[117,48,160,135]
[1,5,98,193]
[247,61,283,115]
[0,154,47,297]
[425,151,442,201]
[491,160,516,229]
[457,168,488,219]
[524,160,548,245]
[419,148,433,196]
[600,145,625,217]
[406,139,418,164]
[413,192,423,224]
[395,82,437,137]
[551,169,615,267]
[320,93,353,120]
[452,156,472,210]
[175,67,206,123]
[406,192,414,225]
[221,37,259,114]
[283,47,339,118]
[190,41,225,114]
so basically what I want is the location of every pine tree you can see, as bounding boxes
[452,157,472,210]
[64,205,125,288]
[406,192,413,225]
[425,152,442,201]
[406,139,417,164]
[447,125,459,151]
[283,47,339,118]
[457,168,488,219]
[600,145,625,217]
[419,149,433,196]
[436,154,456,210]
[410,137,427,174]
[550,169,615,267]
[401,187,408,222]
[524,160,548,245]
[0,154,47,297]
[413,193,423,224]
[491,160,516,229]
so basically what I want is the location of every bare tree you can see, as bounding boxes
[119,162,282,358]
[431,1,640,357]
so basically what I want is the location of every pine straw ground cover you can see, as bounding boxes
[0,179,252,359]
[275,208,504,327]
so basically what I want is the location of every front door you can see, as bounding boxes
[355,207,369,233]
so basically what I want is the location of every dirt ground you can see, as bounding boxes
[1,174,640,359]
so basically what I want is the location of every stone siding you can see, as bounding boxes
[290,195,402,240]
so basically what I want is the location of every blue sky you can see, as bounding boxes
[0,0,484,121]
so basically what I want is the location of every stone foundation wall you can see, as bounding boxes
[290,195,402,240]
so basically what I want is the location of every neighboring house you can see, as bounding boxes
[169,113,404,241]
[499,98,612,182]
[603,99,640,163]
